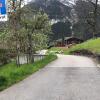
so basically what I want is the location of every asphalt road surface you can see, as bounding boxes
[0,55,100,100]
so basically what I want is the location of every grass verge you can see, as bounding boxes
[64,38,100,55]
[0,54,57,91]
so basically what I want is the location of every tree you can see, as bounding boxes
[32,33,48,51]
[1,1,51,65]
[51,21,71,41]
[20,6,51,63]
[73,0,100,39]
[88,0,99,37]
[8,0,24,66]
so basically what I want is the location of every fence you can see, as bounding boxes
[18,54,47,65]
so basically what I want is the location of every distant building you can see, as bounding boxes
[55,37,83,47]
[95,33,100,37]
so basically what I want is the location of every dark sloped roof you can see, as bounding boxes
[56,37,83,42]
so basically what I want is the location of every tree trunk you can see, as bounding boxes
[93,0,98,38]
[28,33,34,63]
[62,33,65,46]
[12,0,21,67]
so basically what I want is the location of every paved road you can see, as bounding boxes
[0,55,100,100]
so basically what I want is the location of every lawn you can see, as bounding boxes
[0,54,57,91]
[65,38,100,55]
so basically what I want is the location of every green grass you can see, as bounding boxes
[65,38,100,54]
[0,55,57,91]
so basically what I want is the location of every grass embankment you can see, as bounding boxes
[0,55,57,91]
[65,38,100,55]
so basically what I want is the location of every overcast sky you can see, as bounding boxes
[24,0,74,4]
[24,0,100,5]
[24,0,33,4]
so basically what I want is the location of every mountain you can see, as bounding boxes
[29,0,72,20]
[28,0,72,41]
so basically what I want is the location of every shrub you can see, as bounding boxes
[0,49,10,65]
[0,76,8,86]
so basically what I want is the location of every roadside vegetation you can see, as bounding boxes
[0,1,51,66]
[0,0,57,92]
[0,54,57,91]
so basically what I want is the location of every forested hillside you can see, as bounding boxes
[27,0,100,41]
[29,0,71,19]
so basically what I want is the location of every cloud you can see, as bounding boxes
[24,0,33,4]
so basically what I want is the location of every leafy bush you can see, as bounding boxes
[0,76,7,86]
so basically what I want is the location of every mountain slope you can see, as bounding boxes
[29,0,71,20]
[28,0,72,41]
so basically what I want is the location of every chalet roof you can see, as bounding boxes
[56,37,83,42]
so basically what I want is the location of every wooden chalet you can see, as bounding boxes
[55,37,83,47]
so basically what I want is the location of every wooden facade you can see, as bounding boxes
[55,37,83,47]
